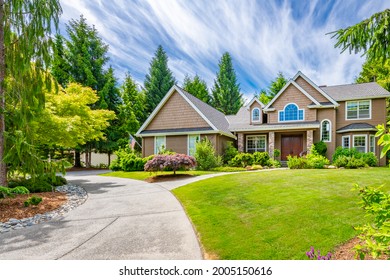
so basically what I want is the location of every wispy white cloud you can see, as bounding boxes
[58,0,390,98]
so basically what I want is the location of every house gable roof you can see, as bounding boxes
[136,85,235,139]
[246,96,265,108]
[320,82,390,101]
[263,71,339,111]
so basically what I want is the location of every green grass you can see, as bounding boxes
[172,168,390,260]
[101,170,217,181]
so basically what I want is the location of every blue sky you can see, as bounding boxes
[58,0,389,100]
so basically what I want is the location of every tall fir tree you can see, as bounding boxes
[144,45,176,115]
[211,52,243,115]
[183,74,211,104]
[0,0,62,185]
[52,34,70,87]
[257,72,288,105]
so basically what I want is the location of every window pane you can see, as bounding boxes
[298,110,303,120]
[342,137,350,148]
[285,104,298,121]
[188,135,199,156]
[252,109,260,121]
[369,135,375,153]
[155,136,165,154]
[247,136,266,153]
[354,136,366,153]
[279,111,284,121]
[321,121,330,141]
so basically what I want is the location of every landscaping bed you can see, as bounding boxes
[0,192,67,223]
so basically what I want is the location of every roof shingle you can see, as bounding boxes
[320,82,390,101]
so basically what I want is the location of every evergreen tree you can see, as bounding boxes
[51,34,70,87]
[144,45,176,115]
[256,72,288,105]
[211,52,243,114]
[0,0,62,185]
[183,74,211,104]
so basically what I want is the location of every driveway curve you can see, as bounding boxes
[0,171,203,260]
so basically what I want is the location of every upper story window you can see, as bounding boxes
[321,120,331,142]
[252,108,260,122]
[346,100,371,120]
[278,103,304,122]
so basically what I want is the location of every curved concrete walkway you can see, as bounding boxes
[0,171,209,260]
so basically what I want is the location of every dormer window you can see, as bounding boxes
[278,103,304,122]
[252,108,260,122]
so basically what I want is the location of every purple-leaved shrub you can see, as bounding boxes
[144,154,196,174]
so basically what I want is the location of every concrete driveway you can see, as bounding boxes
[0,171,203,260]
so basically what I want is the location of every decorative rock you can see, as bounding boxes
[0,184,87,234]
[327,165,337,169]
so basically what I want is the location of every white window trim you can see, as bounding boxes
[353,134,368,153]
[341,135,350,149]
[251,107,261,122]
[246,135,267,152]
[187,134,200,156]
[345,100,372,120]
[370,135,375,153]
[278,103,305,122]
[154,136,166,154]
[320,119,331,142]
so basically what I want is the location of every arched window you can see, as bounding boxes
[278,103,304,121]
[321,120,331,142]
[252,108,260,122]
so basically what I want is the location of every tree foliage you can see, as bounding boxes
[144,45,176,115]
[0,0,62,185]
[330,9,390,62]
[32,83,115,148]
[211,52,243,114]
[257,72,288,104]
[144,154,196,175]
[183,74,211,104]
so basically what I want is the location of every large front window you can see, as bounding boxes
[321,120,331,142]
[353,135,367,153]
[246,135,266,153]
[154,136,166,154]
[188,135,200,156]
[346,100,371,120]
[279,103,304,122]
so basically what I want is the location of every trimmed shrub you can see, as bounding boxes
[287,155,307,169]
[332,147,360,162]
[229,153,254,167]
[24,196,43,207]
[8,178,53,193]
[253,152,270,166]
[223,141,238,164]
[333,156,367,169]
[110,148,154,171]
[314,141,327,157]
[306,145,330,169]
[268,158,281,168]
[361,152,378,167]
[332,147,378,167]
[195,138,221,170]
[144,154,196,174]
[273,149,281,159]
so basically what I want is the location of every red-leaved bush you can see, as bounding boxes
[144,154,196,174]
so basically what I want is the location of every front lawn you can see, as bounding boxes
[172,168,390,260]
[101,170,217,181]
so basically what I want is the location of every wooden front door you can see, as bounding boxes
[281,135,303,160]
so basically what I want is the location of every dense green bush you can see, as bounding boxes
[268,158,281,168]
[273,149,281,159]
[287,155,307,169]
[353,184,390,259]
[333,156,367,169]
[223,141,238,164]
[314,141,327,157]
[306,146,330,169]
[195,138,221,170]
[110,148,154,171]
[24,196,43,207]
[230,153,254,167]
[10,186,30,195]
[332,147,377,167]
[253,152,270,166]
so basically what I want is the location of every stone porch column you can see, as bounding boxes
[307,130,313,153]
[237,133,244,153]
[268,131,275,158]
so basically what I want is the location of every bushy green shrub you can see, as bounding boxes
[273,149,281,159]
[306,145,330,169]
[229,153,254,167]
[332,147,377,167]
[353,184,390,259]
[253,152,270,166]
[0,186,12,198]
[41,175,67,187]
[333,156,367,168]
[10,186,30,195]
[110,148,154,171]
[195,138,221,170]
[24,196,43,207]
[268,158,281,168]
[287,155,307,169]
[8,178,53,193]
[361,152,378,167]
[332,147,360,162]
[314,141,327,157]
[223,141,238,164]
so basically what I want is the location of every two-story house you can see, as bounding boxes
[136,71,390,166]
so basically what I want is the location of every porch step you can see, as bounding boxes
[280,161,288,167]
